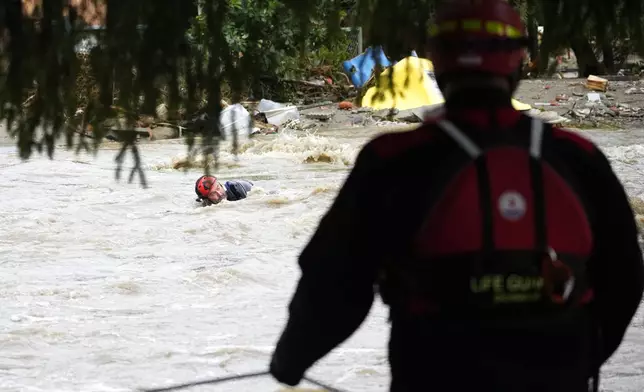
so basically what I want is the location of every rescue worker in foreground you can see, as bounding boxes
[194,175,253,206]
[268,1,644,391]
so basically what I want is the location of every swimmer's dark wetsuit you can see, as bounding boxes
[224,180,253,201]
[198,180,253,206]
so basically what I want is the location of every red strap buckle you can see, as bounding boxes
[542,247,575,304]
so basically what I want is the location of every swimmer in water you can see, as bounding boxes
[194,175,253,206]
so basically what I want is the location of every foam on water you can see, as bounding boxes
[145,130,360,173]
[236,130,358,165]
[603,144,644,198]
[0,128,643,391]
[0,131,386,392]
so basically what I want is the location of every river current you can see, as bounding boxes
[1,125,643,391]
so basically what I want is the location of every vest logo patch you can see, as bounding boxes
[498,191,527,221]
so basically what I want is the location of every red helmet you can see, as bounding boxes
[429,0,528,77]
[195,175,217,199]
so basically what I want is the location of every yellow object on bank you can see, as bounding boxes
[361,56,443,111]
[361,57,532,112]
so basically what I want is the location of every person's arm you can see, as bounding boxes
[270,142,383,386]
[584,147,644,365]
[225,180,253,201]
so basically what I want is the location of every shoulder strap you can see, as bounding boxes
[528,117,547,251]
[436,119,491,252]
[529,116,544,158]
[436,120,482,158]
[436,116,544,158]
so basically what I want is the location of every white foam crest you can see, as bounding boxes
[147,130,360,171]
[604,144,644,164]
[599,144,644,197]
[145,149,239,171]
[236,130,358,165]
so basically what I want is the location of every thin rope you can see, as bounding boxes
[138,371,351,392]
[139,371,270,392]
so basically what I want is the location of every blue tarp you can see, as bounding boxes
[341,46,391,88]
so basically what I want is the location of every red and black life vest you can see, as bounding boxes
[381,117,594,321]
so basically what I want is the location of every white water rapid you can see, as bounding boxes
[1,126,643,392]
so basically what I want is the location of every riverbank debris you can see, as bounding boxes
[586,75,609,92]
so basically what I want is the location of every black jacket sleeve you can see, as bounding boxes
[225,180,253,201]
[270,141,383,385]
[584,147,644,365]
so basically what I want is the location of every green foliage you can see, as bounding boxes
[514,0,644,75]
[0,0,348,186]
[189,0,347,96]
[3,0,644,187]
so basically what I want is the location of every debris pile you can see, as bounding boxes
[514,75,644,128]
[146,73,644,140]
[66,49,644,142]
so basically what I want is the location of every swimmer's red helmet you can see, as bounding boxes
[195,175,217,200]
